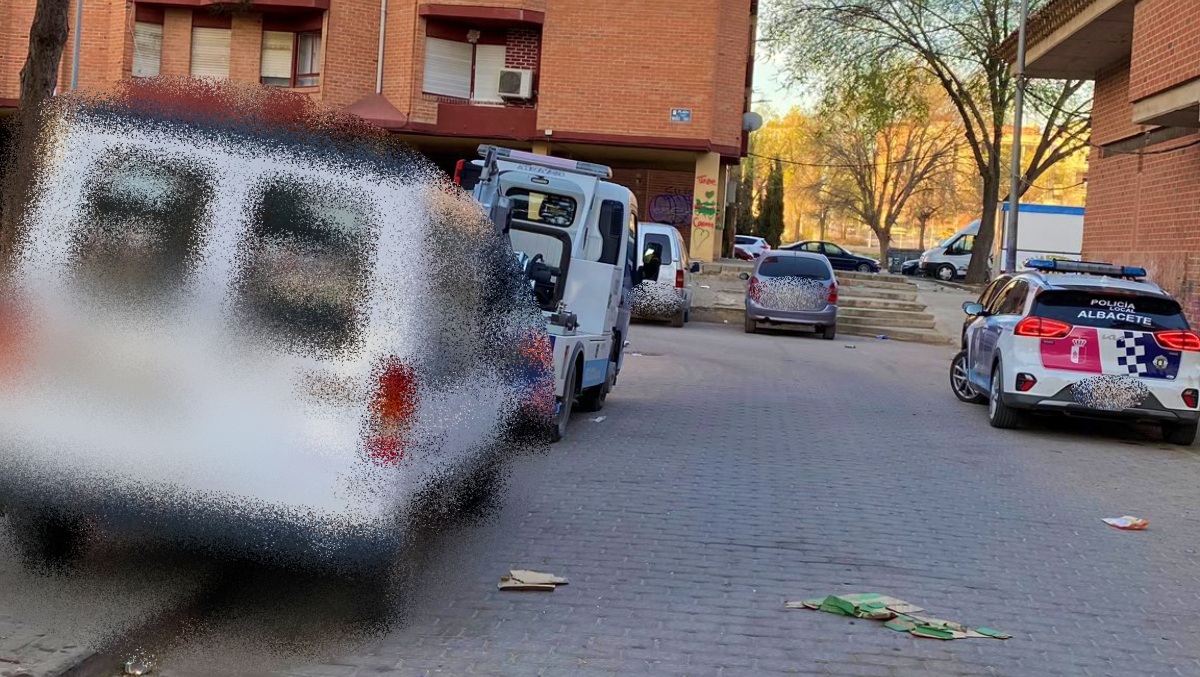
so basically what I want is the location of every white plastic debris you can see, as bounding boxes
[590,416,606,423]
[125,658,153,675]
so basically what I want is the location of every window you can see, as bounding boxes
[190,27,230,79]
[1033,291,1188,331]
[506,188,576,228]
[422,36,508,101]
[822,243,847,256]
[978,276,1010,309]
[261,31,322,88]
[132,22,162,77]
[995,280,1030,315]
[949,235,975,255]
[643,233,673,266]
[757,256,833,280]
[799,242,822,253]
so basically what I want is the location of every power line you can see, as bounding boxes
[747,151,923,169]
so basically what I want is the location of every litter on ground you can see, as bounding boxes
[1103,516,1149,530]
[498,570,569,591]
[590,416,606,423]
[844,344,857,349]
[786,593,1010,641]
[876,334,890,340]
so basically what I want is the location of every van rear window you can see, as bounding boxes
[1033,290,1189,331]
[757,256,832,280]
[643,233,673,266]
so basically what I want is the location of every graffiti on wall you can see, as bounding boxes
[648,190,693,227]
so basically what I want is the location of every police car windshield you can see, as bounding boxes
[1033,290,1189,331]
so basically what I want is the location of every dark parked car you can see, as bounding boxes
[779,240,880,273]
[901,259,920,276]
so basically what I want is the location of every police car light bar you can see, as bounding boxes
[477,145,613,179]
[1026,258,1147,279]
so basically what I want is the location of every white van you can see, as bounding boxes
[919,222,981,281]
[633,222,699,327]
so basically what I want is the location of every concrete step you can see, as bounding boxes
[838,276,916,292]
[839,287,919,302]
[837,324,956,346]
[838,311,937,330]
[838,297,929,313]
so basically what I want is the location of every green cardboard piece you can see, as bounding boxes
[910,625,956,640]
[884,618,916,632]
[974,627,1012,639]
[823,596,858,616]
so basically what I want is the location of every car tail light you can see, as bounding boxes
[452,160,466,185]
[675,269,684,289]
[748,277,764,303]
[1014,316,1072,339]
[1154,330,1200,352]
[828,282,838,304]
[1183,389,1199,409]
[364,357,419,466]
[1015,373,1037,392]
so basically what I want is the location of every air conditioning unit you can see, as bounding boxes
[498,68,534,100]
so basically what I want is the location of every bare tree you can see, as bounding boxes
[814,61,958,267]
[1,0,71,274]
[764,0,1092,283]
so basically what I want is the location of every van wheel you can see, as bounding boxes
[744,313,757,334]
[1162,422,1198,446]
[551,361,577,443]
[936,264,956,281]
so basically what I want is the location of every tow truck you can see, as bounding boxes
[453,146,639,442]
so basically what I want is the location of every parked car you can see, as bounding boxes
[779,240,880,273]
[740,251,838,340]
[733,245,755,261]
[951,259,1200,445]
[734,235,771,258]
[632,222,699,327]
[901,259,920,276]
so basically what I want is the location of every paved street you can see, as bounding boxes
[6,321,1200,676]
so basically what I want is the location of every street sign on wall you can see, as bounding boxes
[670,109,692,123]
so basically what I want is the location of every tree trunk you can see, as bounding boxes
[818,212,827,241]
[965,169,1001,284]
[2,0,71,275]
[918,219,927,251]
[876,231,890,274]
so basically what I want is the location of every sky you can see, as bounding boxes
[751,29,817,115]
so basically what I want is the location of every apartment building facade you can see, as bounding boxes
[1,0,757,261]
[1002,0,1200,315]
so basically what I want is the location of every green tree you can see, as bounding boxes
[755,159,786,248]
[734,160,757,239]
[764,0,1092,283]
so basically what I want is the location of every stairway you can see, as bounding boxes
[690,261,955,345]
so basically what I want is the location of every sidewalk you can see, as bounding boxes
[911,278,977,347]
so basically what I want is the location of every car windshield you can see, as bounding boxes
[1033,290,1189,331]
[757,256,832,280]
[939,233,961,248]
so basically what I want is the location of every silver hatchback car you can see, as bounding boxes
[740,251,839,340]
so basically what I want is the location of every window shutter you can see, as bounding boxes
[132,22,162,77]
[261,31,294,84]
[422,37,472,99]
[190,27,231,79]
[471,44,506,103]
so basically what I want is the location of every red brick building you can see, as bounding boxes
[1005,0,1200,314]
[1,0,758,260]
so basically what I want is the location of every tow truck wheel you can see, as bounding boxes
[578,368,613,413]
[551,361,577,443]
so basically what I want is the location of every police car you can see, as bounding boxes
[950,259,1200,445]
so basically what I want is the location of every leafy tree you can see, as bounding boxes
[813,60,958,267]
[755,159,786,247]
[764,0,1092,282]
[735,157,757,239]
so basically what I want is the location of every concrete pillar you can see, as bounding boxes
[531,142,551,155]
[689,151,721,262]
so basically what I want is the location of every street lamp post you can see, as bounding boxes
[1004,0,1031,274]
[69,0,83,91]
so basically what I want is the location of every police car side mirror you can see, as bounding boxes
[963,302,985,316]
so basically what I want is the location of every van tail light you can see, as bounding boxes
[748,277,764,303]
[1154,330,1200,352]
[364,357,419,467]
[675,269,685,289]
[1183,389,1199,409]
[1014,316,1072,339]
[828,282,838,305]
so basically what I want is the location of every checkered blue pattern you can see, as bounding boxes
[1115,331,1151,375]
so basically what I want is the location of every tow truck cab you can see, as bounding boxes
[454,146,640,441]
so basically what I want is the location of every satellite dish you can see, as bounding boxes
[743,111,764,133]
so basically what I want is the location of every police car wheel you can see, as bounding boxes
[987,361,1022,429]
[950,351,986,404]
[1162,422,1198,446]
